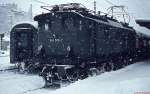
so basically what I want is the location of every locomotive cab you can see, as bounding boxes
[10,22,37,64]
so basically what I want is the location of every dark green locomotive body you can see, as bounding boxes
[35,12,92,61]
[34,10,136,64]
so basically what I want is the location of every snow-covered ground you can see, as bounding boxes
[0,51,150,94]
[0,53,45,94]
[29,61,150,94]
[0,72,45,94]
[0,50,13,70]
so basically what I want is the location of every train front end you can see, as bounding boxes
[34,12,91,65]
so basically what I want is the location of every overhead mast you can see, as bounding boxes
[29,0,33,21]
[107,5,130,23]
[94,0,96,14]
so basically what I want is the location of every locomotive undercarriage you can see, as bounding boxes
[15,47,150,88]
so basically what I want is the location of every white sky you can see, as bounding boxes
[1,0,149,18]
[1,0,150,18]
[1,0,150,34]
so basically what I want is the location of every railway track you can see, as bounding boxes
[0,67,18,72]
[0,67,24,81]
[0,71,45,94]
[0,73,35,82]
[18,84,62,94]
[17,87,44,94]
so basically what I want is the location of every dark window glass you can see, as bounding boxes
[17,33,28,48]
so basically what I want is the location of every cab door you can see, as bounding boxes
[15,29,33,61]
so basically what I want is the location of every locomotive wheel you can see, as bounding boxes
[68,71,79,82]
[113,61,122,70]
[26,63,41,74]
[123,59,127,67]
[89,68,100,76]
[65,68,79,82]
[122,59,130,67]
[66,69,87,82]
[103,62,114,72]
[27,64,36,73]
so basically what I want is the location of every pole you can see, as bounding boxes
[10,15,13,29]
[30,4,33,21]
[94,0,96,14]
[0,34,4,50]
[0,36,2,50]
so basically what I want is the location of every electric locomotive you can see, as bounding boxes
[33,3,136,69]
[10,3,150,87]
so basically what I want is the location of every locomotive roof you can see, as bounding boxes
[12,21,38,29]
[136,31,150,39]
[11,21,38,32]
[34,9,134,31]
[136,19,150,30]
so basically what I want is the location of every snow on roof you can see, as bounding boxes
[35,11,133,31]
[77,12,134,31]
[69,11,84,17]
[108,20,128,29]
[11,21,38,30]
[134,22,150,37]
[136,19,150,23]
[136,19,150,30]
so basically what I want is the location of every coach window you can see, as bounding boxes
[64,17,74,31]
[104,27,109,37]
[149,41,150,46]
[41,23,45,31]
[136,38,139,48]
[125,36,128,49]
[61,17,65,28]
[38,22,42,31]
[19,33,28,48]
[143,40,146,47]
[45,19,52,31]
[45,23,49,31]
[79,20,82,31]
[73,18,78,27]
[48,21,52,30]
[38,22,46,31]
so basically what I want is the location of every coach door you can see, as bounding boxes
[15,29,33,61]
